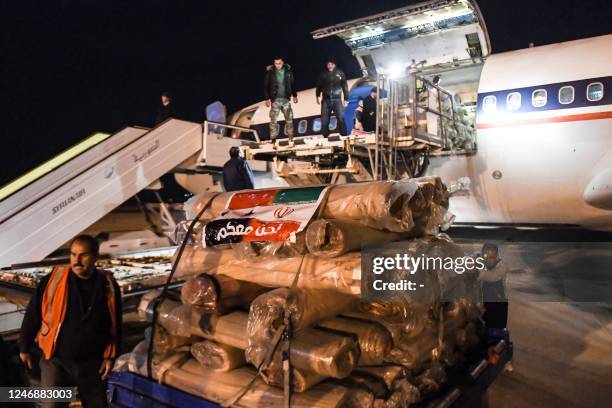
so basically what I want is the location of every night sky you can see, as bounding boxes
[1,0,610,186]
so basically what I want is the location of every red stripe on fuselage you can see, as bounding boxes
[476,110,612,129]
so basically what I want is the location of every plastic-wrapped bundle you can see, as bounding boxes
[317,316,393,366]
[185,180,422,232]
[246,288,356,366]
[378,380,421,408]
[385,324,439,371]
[176,247,361,294]
[192,311,250,349]
[408,177,453,234]
[159,359,348,408]
[231,235,308,258]
[415,362,447,396]
[234,327,359,381]
[260,367,326,392]
[149,297,248,349]
[320,180,419,232]
[128,339,190,380]
[145,326,192,355]
[113,353,131,372]
[346,301,437,346]
[305,219,409,258]
[423,239,481,302]
[180,273,268,313]
[342,388,375,408]
[137,289,163,321]
[183,192,227,220]
[158,302,193,337]
[283,329,358,378]
[190,340,246,372]
[417,176,449,209]
[191,307,358,379]
[354,366,407,390]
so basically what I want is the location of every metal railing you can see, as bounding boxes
[199,120,261,165]
[203,120,261,143]
[373,73,476,180]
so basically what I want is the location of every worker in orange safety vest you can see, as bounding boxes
[19,235,122,408]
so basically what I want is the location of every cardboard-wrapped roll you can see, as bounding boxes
[305,219,408,258]
[190,340,246,372]
[161,359,348,408]
[180,273,268,313]
[176,247,360,294]
[261,367,326,392]
[247,288,356,366]
[317,316,393,366]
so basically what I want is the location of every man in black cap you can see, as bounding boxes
[315,59,349,137]
[155,92,175,125]
[222,146,255,192]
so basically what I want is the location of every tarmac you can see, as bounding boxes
[453,230,612,408]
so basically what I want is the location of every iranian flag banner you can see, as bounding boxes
[203,186,328,247]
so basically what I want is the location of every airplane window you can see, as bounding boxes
[329,116,337,130]
[298,119,308,134]
[587,82,604,102]
[506,92,521,110]
[559,86,574,104]
[313,118,322,132]
[482,95,496,113]
[532,89,547,107]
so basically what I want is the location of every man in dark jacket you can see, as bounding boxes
[264,58,298,142]
[155,92,175,125]
[316,60,349,137]
[222,146,255,192]
[354,87,377,132]
[19,235,122,408]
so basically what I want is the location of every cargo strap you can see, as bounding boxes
[147,193,221,379]
[221,254,306,408]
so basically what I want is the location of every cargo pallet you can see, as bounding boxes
[108,330,512,408]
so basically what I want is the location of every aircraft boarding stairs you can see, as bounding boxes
[243,75,475,183]
[0,119,203,268]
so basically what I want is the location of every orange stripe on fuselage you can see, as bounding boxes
[476,110,612,129]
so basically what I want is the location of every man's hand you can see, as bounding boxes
[316,96,321,105]
[292,96,298,104]
[19,352,32,370]
[265,99,271,108]
[343,100,348,107]
[99,359,114,380]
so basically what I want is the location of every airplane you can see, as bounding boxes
[225,0,612,232]
[1,0,610,268]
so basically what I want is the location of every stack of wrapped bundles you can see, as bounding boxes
[125,178,485,407]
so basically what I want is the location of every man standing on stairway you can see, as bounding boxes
[264,57,298,143]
